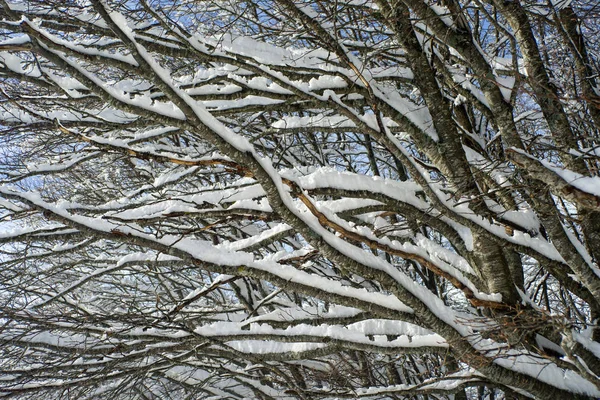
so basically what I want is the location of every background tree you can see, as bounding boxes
[1,0,600,398]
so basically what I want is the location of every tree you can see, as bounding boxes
[0,0,599,398]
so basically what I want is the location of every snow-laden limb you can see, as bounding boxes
[508,148,600,212]
[304,371,490,398]
[0,186,418,322]
[291,166,585,290]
